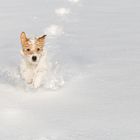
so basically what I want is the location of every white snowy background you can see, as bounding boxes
[0,0,140,139]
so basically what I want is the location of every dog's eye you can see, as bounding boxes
[27,48,30,51]
[37,48,40,51]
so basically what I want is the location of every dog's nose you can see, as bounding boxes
[32,56,37,61]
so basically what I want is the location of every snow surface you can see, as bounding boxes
[0,0,140,139]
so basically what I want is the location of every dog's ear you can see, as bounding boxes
[20,32,28,46]
[37,35,47,46]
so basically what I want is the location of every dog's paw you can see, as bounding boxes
[32,80,41,88]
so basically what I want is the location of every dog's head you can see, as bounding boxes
[20,32,46,65]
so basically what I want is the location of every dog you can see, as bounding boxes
[20,32,47,88]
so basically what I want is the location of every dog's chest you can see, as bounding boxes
[27,55,47,73]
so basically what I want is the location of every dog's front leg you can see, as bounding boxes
[22,70,33,84]
[20,68,33,84]
[32,70,46,88]
[20,61,34,84]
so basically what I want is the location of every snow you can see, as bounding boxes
[45,25,64,37]
[0,0,140,139]
[55,8,70,16]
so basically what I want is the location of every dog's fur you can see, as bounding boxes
[20,32,47,88]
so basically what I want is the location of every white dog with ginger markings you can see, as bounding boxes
[20,32,47,88]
